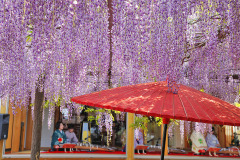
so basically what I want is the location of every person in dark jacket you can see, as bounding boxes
[51,122,67,150]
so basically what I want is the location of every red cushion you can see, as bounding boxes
[198,149,206,153]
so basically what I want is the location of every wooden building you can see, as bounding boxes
[0,97,238,160]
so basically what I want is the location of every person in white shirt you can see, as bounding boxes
[190,130,207,154]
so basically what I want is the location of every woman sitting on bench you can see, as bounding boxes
[206,127,221,156]
[51,121,67,150]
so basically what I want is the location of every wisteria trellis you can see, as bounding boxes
[0,0,240,145]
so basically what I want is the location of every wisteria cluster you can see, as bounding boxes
[96,110,114,145]
[180,120,184,145]
[105,112,114,146]
[115,111,125,122]
[194,122,212,135]
[0,0,240,144]
[97,111,104,132]
[168,122,174,138]
[0,0,109,113]
[112,0,240,102]
[185,121,191,136]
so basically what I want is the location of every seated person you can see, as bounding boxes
[190,130,207,154]
[231,132,239,146]
[51,122,67,150]
[65,124,78,144]
[134,128,144,148]
[206,127,221,156]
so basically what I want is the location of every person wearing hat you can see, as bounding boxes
[206,127,220,156]
[65,124,78,144]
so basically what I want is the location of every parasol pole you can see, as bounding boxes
[161,118,169,160]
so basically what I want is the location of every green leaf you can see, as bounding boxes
[27,30,33,34]
[85,107,95,113]
[97,109,105,113]
[234,102,240,108]
[155,117,163,126]
[88,115,95,122]
[154,76,157,82]
[26,36,32,42]
[43,100,50,109]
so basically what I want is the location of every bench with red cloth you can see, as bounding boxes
[54,144,76,152]
[135,145,148,154]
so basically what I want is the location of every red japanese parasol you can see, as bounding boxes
[71,81,240,159]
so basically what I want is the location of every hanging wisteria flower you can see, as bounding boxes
[180,120,184,145]
[185,121,191,136]
[168,122,174,138]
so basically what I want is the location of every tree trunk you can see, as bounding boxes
[30,87,44,160]
[107,0,113,89]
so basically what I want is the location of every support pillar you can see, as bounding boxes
[161,118,169,160]
[0,97,7,159]
[0,140,3,160]
[126,113,134,160]
[0,97,3,160]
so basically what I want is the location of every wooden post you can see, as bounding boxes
[161,124,168,156]
[20,107,27,151]
[0,98,3,160]
[225,126,232,147]
[126,113,134,160]
[0,97,9,159]
[5,106,13,150]
[0,140,3,160]
[11,107,22,153]
[218,125,226,148]
[161,120,168,157]
[164,127,168,156]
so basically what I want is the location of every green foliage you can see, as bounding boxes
[154,76,157,82]
[85,107,95,113]
[130,116,150,136]
[110,112,114,121]
[26,35,32,42]
[88,115,95,122]
[43,100,50,109]
[200,88,205,92]
[113,110,121,114]
[155,117,163,126]
[234,102,240,108]
[27,30,33,34]
[96,114,101,125]
[97,108,105,113]
[42,96,63,109]
[55,96,62,107]
[170,119,179,125]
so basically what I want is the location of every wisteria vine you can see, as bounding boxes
[0,0,239,147]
